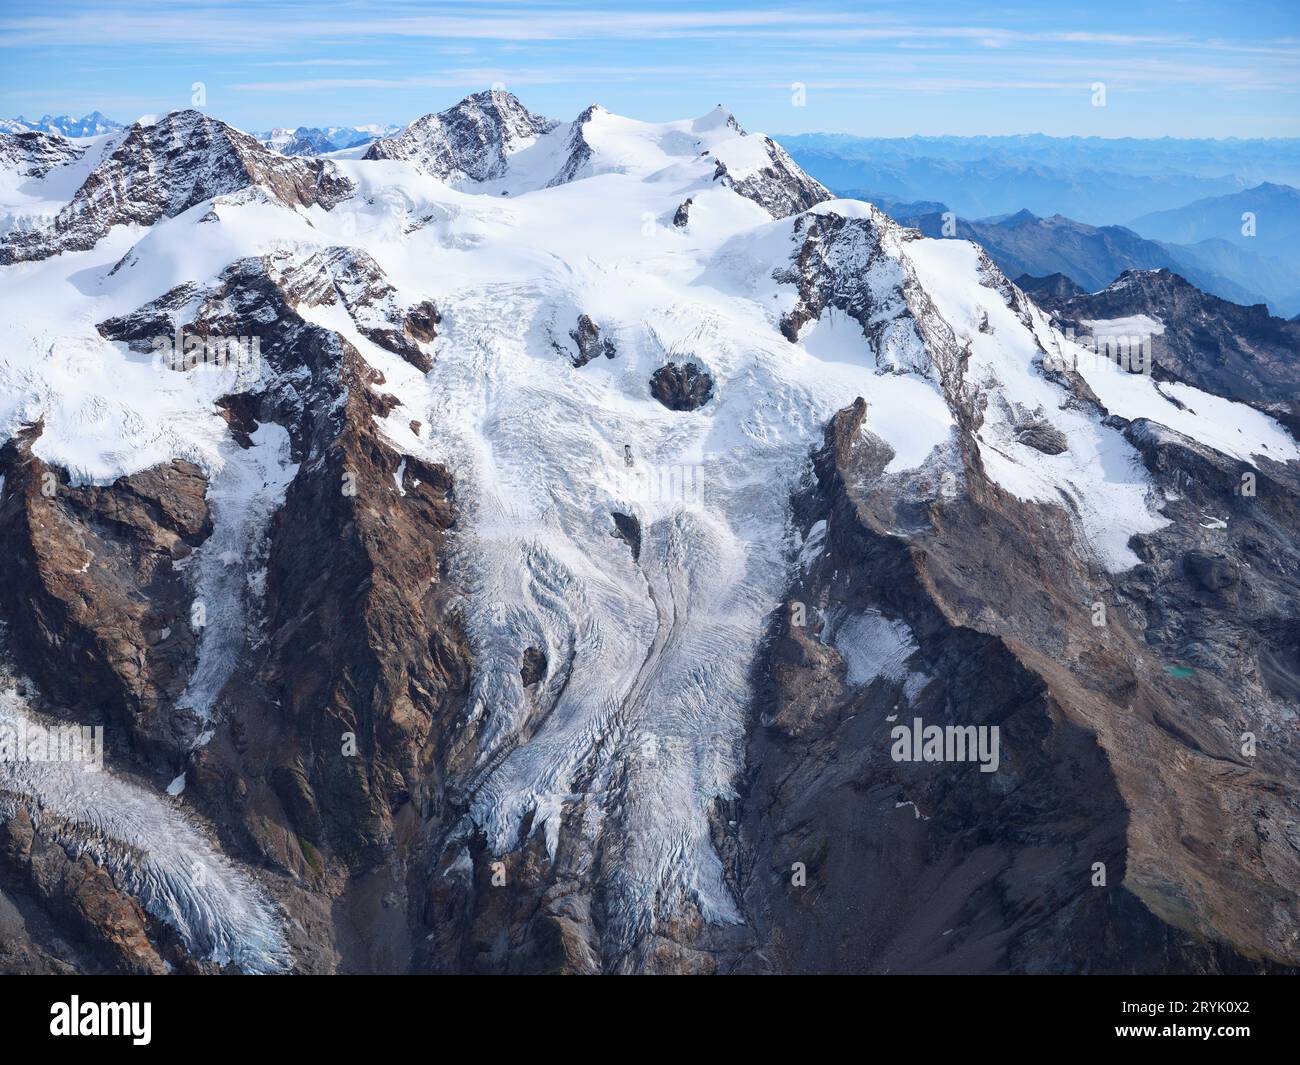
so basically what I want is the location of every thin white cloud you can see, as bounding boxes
[0,6,1285,55]
[251,58,396,67]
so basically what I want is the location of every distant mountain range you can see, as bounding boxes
[1125,184,1300,312]
[889,200,1300,317]
[5,115,1295,313]
[255,124,403,156]
[0,113,400,155]
[777,133,1300,226]
[0,112,123,137]
[1130,182,1300,250]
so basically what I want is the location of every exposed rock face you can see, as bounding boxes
[0,809,166,975]
[546,105,599,188]
[1031,268,1300,405]
[1108,422,1300,962]
[93,245,465,886]
[0,110,354,264]
[710,128,831,219]
[732,394,1300,973]
[774,207,965,384]
[98,246,439,375]
[735,401,1139,972]
[311,247,440,372]
[650,361,714,410]
[1183,549,1238,592]
[566,314,616,367]
[0,435,211,760]
[365,90,557,183]
[248,377,465,874]
[0,130,83,179]
[3,231,459,972]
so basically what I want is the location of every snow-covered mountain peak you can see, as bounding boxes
[0,109,354,264]
[691,104,744,134]
[365,90,558,183]
[359,93,827,217]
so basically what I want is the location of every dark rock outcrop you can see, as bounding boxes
[0,433,211,761]
[0,130,83,180]
[1014,419,1069,455]
[567,314,616,367]
[520,647,547,687]
[1183,550,1239,592]
[611,511,641,561]
[650,362,714,411]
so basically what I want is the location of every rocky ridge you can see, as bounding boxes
[1,110,353,265]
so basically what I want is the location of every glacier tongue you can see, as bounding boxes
[400,262,847,947]
[0,666,289,974]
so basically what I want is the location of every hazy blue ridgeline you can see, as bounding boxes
[776,133,1300,225]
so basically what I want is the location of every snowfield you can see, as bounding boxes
[2,94,1297,964]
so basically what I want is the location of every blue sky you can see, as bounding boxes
[1,0,1297,137]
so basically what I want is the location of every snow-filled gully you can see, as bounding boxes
[176,421,298,732]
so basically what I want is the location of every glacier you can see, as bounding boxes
[0,661,289,973]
